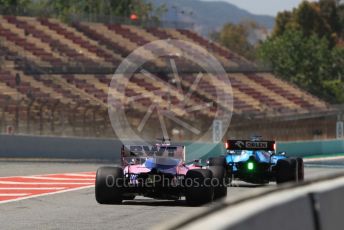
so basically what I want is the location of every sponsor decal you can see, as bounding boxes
[125,145,184,158]
[235,141,245,148]
[245,142,268,149]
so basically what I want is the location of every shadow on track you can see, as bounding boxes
[122,199,189,207]
[231,184,267,188]
[230,182,274,188]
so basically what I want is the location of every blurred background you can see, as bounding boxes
[0,0,343,142]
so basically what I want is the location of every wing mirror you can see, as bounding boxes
[278,152,286,156]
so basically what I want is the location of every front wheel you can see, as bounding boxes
[95,167,124,204]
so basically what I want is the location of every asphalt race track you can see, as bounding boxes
[0,161,343,230]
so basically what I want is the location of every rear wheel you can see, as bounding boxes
[289,158,298,181]
[95,167,124,204]
[123,195,135,200]
[276,159,296,184]
[208,156,226,167]
[185,169,214,206]
[208,156,228,200]
[296,157,304,181]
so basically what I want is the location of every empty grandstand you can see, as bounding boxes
[0,14,336,141]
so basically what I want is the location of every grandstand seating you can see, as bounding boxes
[143,27,213,70]
[0,22,63,66]
[38,18,118,66]
[176,29,248,64]
[166,28,238,68]
[4,16,101,67]
[0,15,330,136]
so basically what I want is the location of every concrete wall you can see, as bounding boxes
[1,134,343,160]
[161,176,344,230]
[0,135,223,161]
[0,134,122,161]
[278,139,344,157]
[201,139,344,159]
[317,185,344,230]
[229,195,316,230]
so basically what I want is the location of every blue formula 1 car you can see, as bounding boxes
[207,138,304,186]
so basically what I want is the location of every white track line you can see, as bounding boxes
[0,181,93,185]
[305,164,344,169]
[0,172,95,179]
[0,185,95,204]
[0,187,65,190]
[304,156,344,162]
[64,173,96,177]
[46,172,96,176]
[24,176,94,181]
[0,193,29,196]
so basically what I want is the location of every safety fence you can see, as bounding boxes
[0,103,342,141]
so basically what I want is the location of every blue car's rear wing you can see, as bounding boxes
[225,140,276,151]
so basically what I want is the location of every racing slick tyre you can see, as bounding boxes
[208,156,226,167]
[296,157,304,182]
[122,195,135,200]
[208,157,228,200]
[185,169,214,206]
[289,158,298,181]
[95,167,124,204]
[276,159,297,184]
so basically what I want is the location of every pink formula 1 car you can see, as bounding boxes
[95,139,227,206]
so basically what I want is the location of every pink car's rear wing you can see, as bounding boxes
[121,144,186,165]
